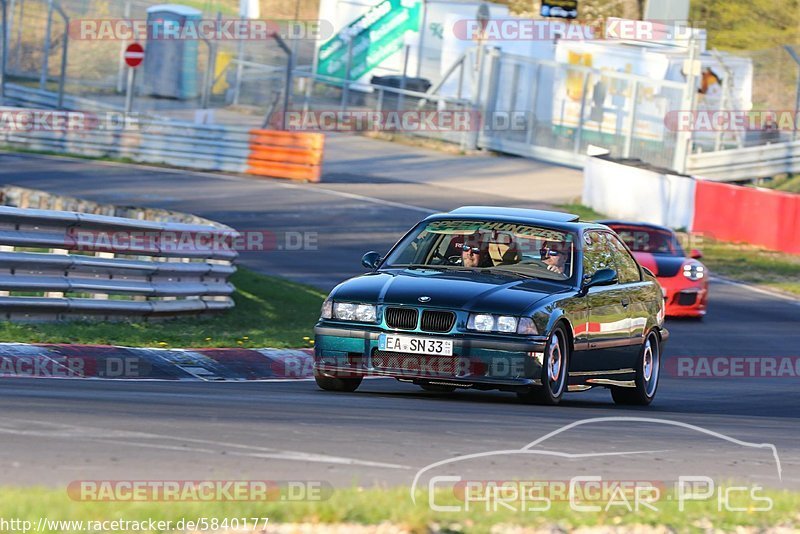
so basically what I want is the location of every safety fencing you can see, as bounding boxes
[0,205,238,321]
[0,114,325,182]
[583,155,800,255]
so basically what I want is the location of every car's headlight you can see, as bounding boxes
[468,314,533,334]
[355,303,377,322]
[497,316,518,333]
[331,301,378,322]
[683,263,705,281]
[469,313,495,332]
[321,299,333,319]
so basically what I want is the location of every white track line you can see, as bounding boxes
[711,276,800,306]
[1,151,438,215]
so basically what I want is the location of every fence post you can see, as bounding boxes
[340,36,353,111]
[116,0,130,93]
[0,0,6,105]
[672,36,700,174]
[40,0,52,90]
[622,80,639,158]
[55,5,67,109]
[572,70,590,155]
[784,45,800,142]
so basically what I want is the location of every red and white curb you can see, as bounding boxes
[0,343,314,381]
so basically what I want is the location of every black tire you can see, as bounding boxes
[518,325,569,405]
[314,369,363,392]
[419,383,456,393]
[611,331,661,406]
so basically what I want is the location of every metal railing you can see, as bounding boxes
[686,138,800,181]
[1,115,252,172]
[0,205,237,321]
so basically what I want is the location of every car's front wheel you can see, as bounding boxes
[518,325,569,405]
[314,369,363,392]
[611,331,660,406]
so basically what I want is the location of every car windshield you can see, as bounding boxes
[382,219,576,281]
[609,225,684,256]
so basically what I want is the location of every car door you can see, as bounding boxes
[607,232,650,368]
[572,230,632,373]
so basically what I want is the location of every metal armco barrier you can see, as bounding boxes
[247,129,324,182]
[0,114,326,181]
[692,181,800,255]
[0,206,238,321]
[686,139,800,181]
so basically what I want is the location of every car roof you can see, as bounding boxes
[596,220,675,233]
[448,206,580,223]
[423,206,607,232]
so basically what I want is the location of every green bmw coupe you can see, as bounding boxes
[314,207,668,406]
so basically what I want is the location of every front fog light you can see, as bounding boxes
[497,316,518,333]
[355,304,377,322]
[470,314,495,332]
[321,299,333,319]
[334,302,356,320]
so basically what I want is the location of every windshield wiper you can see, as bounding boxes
[481,268,543,280]
[403,264,452,271]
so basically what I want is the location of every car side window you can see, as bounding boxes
[607,233,641,284]
[582,231,617,280]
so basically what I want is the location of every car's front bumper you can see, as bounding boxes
[314,323,549,390]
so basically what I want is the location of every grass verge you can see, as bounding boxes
[0,486,797,533]
[556,203,800,297]
[0,268,325,348]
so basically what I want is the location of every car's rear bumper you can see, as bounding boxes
[314,323,548,388]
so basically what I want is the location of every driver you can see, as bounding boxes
[541,241,570,275]
[461,232,492,268]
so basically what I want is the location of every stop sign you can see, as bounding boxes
[124,43,145,68]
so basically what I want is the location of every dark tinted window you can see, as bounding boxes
[607,233,641,284]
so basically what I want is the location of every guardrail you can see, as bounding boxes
[0,113,327,181]
[686,139,800,181]
[0,205,237,321]
[4,83,123,112]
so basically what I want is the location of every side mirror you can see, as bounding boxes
[361,251,381,270]
[690,249,703,260]
[583,268,618,289]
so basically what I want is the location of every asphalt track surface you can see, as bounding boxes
[0,151,798,493]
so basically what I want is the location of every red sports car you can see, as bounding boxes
[601,221,708,318]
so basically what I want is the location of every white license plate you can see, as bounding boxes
[379,334,453,356]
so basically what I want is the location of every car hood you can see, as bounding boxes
[330,269,568,315]
[633,252,687,278]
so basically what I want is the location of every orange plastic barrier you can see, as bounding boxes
[693,180,800,254]
[246,130,324,182]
